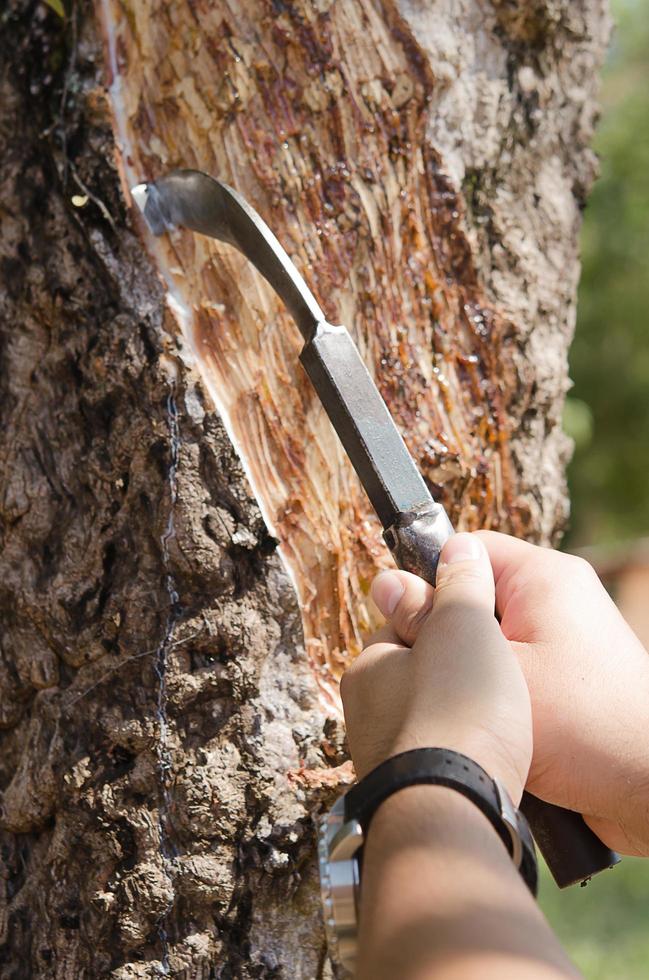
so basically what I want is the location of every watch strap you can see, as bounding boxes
[344,747,538,895]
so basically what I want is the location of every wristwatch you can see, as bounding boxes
[317,748,538,975]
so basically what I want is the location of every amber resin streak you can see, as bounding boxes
[99,0,525,699]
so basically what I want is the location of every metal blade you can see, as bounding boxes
[131,170,435,528]
[131,170,325,341]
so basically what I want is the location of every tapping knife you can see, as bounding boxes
[131,169,618,889]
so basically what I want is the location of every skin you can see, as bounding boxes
[342,533,531,798]
[341,532,580,980]
[478,530,649,856]
[369,531,649,856]
[356,787,579,980]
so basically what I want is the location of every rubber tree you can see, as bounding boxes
[0,0,609,976]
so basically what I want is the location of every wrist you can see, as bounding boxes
[352,748,536,888]
[320,748,540,976]
[357,786,575,980]
[356,788,496,980]
[364,783,518,863]
[384,729,529,806]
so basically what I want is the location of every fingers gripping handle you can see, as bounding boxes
[383,504,619,887]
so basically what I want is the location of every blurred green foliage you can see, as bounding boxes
[539,857,649,978]
[564,0,649,546]
[543,3,649,975]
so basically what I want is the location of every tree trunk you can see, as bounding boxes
[0,1,609,977]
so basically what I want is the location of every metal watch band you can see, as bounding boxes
[344,747,538,895]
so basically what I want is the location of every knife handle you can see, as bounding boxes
[383,502,454,584]
[520,793,619,886]
[383,504,619,887]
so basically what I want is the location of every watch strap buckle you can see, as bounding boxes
[493,776,524,869]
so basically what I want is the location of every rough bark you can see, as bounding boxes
[0,1,609,977]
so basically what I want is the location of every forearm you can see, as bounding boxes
[356,786,579,980]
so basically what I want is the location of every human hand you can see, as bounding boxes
[340,533,533,803]
[479,531,649,857]
[379,530,649,856]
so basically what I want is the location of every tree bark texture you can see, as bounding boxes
[0,1,609,977]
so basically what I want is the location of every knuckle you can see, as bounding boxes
[434,565,484,596]
[339,666,356,704]
[340,643,378,693]
[540,552,599,594]
[407,601,432,635]
[543,548,595,579]
[364,628,382,646]
[430,598,490,639]
[567,553,598,582]
[529,565,556,596]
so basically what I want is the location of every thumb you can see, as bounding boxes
[433,532,496,616]
[370,534,497,647]
[371,569,434,646]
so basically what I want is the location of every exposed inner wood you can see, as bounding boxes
[98,0,542,697]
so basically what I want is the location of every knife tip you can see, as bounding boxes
[130,182,149,215]
[130,180,173,236]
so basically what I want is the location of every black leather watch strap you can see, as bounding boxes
[344,747,538,896]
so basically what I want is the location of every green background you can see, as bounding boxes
[563,0,649,548]
[539,0,649,974]
[539,858,649,977]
